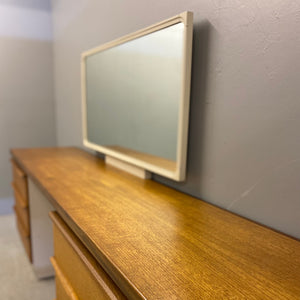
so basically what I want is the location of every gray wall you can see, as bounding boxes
[51,1,300,239]
[0,2,56,212]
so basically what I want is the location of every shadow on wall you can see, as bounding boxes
[153,19,212,198]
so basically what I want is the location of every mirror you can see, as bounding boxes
[82,12,193,181]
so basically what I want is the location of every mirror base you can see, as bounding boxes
[105,156,151,180]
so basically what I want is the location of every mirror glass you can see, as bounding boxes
[85,23,184,164]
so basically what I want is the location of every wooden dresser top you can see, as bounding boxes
[11,147,300,299]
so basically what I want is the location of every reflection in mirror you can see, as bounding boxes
[86,23,184,162]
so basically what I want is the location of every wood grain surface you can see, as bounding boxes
[50,211,126,300]
[11,147,300,299]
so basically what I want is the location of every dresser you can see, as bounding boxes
[10,147,300,299]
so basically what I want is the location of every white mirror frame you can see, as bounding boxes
[81,11,193,181]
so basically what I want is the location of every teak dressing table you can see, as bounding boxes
[10,147,300,299]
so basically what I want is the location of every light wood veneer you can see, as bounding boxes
[11,159,32,262]
[11,159,28,200]
[11,147,300,299]
[50,211,126,300]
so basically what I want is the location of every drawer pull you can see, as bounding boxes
[50,257,79,300]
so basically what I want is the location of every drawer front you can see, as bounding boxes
[51,257,79,300]
[14,202,30,237]
[16,215,32,262]
[56,275,73,300]
[50,212,126,300]
[11,160,28,201]
[12,182,28,208]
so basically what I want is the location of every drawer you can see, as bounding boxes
[14,201,30,237]
[50,212,126,300]
[12,182,28,208]
[51,257,79,300]
[16,214,32,262]
[11,159,28,201]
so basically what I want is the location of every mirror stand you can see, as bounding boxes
[105,156,151,179]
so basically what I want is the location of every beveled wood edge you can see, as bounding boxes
[50,257,79,300]
[11,182,28,208]
[10,149,146,300]
[50,211,126,300]
[49,209,144,300]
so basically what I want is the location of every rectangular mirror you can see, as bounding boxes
[82,11,193,181]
